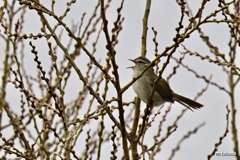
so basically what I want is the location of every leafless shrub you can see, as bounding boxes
[0,0,239,159]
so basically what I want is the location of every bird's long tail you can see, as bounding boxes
[173,93,203,111]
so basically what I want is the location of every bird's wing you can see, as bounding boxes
[148,76,174,103]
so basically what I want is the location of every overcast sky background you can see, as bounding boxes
[0,0,239,160]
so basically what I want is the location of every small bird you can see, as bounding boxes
[128,56,203,111]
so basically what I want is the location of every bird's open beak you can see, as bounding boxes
[127,59,135,69]
[128,59,135,63]
[127,66,134,69]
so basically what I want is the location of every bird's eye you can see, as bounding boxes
[138,60,144,64]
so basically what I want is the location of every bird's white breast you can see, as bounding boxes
[132,70,165,106]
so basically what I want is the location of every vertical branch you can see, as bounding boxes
[129,0,152,159]
[141,0,151,57]
[229,40,239,158]
[229,2,240,157]
[0,0,13,128]
[100,0,129,159]
[229,70,239,158]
